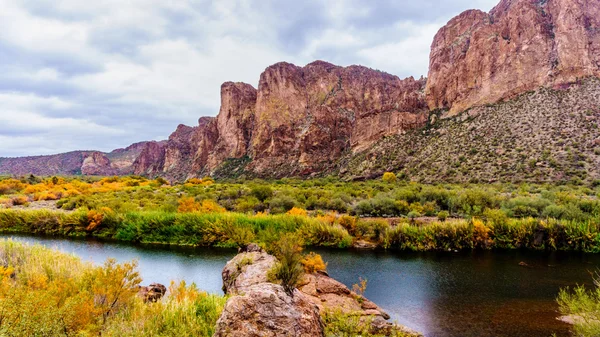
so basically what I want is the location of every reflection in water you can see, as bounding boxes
[3,234,599,337]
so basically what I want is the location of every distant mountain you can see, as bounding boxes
[2,0,598,182]
[0,142,149,177]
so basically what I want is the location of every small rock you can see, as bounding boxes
[139,283,167,302]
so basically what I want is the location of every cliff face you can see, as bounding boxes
[206,82,257,170]
[249,61,427,176]
[426,0,600,115]
[130,61,426,179]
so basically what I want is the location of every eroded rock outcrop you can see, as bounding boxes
[216,247,419,337]
[249,61,427,176]
[207,82,257,170]
[81,152,114,176]
[426,0,600,115]
[216,248,324,337]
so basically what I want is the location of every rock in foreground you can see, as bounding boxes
[215,245,421,336]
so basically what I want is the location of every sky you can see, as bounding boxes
[0,0,499,157]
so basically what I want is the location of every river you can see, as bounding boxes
[3,234,597,337]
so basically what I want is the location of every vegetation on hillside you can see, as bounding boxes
[343,78,600,184]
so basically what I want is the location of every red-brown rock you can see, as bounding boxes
[426,0,600,115]
[249,61,427,176]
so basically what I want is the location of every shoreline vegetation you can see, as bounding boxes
[2,174,600,252]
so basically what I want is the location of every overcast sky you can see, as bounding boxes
[0,0,498,157]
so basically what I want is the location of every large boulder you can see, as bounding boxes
[214,284,324,337]
[216,249,324,337]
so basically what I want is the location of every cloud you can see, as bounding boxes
[0,0,500,157]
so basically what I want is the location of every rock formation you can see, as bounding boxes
[249,61,427,176]
[81,152,114,176]
[129,61,427,179]
[216,246,419,336]
[426,0,600,115]
[138,283,167,302]
[215,248,324,337]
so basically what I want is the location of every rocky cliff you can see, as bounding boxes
[131,61,427,179]
[426,0,600,115]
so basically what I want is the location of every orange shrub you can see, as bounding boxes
[185,178,204,185]
[0,179,24,195]
[287,207,308,216]
[301,252,327,274]
[317,211,338,225]
[199,200,225,213]
[86,210,104,232]
[11,196,29,206]
[34,191,59,201]
[177,197,200,213]
[472,218,490,248]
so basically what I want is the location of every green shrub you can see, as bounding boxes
[267,235,304,295]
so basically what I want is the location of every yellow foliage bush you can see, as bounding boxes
[199,200,226,213]
[301,252,327,274]
[178,198,225,213]
[33,191,59,201]
[178,197,200,213]
[0,179,24,195]
[287,207,308,216]
[86,210,104,231]
[382,172,397,184]
[317,211,338,225]
[472,218,490,248]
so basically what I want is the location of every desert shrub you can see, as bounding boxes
[177,197,200,213]
[407,211,421,220]
[382,172,397,184]
[268,235,305,295]
[503,197,551,218]
[287,207,308,216]
[301,252,327,274]
[10,196,29,206]
[355,219,389,243]
[250,185,273,202]
[0,179,24,195]
[338,215,357,236]
[437,210,449,222]
[301,219,353,248]
[543,204,587,221]
[235,196,261,213]
[483,208,509,226]
[471,218,490,249]
[269,194,297,213]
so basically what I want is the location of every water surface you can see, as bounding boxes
[3,234,598,337]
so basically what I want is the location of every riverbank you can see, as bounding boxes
[2,208,600,252]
